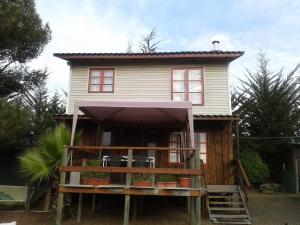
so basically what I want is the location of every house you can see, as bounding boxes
[53,48,248,225]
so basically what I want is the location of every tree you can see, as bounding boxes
[138,28,160,53]
[0,99,32,152]
[232,52,300,181]
[0,0,51,98]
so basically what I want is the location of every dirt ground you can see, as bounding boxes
[0,192,300,225]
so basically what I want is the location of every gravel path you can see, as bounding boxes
[0,192,299,225]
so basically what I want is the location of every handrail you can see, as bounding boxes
[66,145,198,152]
[59,166,203,175]
[237,160,251,188]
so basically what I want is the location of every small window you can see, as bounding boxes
[88,68,115,93]
[169,132,183,164]
[171,68,204,105]
[194,132,207,164]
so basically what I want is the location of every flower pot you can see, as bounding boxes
[132,181,153,187]
[83,178,110,186]
[164,182,178,187]
[178,177,191,188]
[156,182,166,188]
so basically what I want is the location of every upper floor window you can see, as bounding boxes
[171,68,204,105]
[88,68,115,93]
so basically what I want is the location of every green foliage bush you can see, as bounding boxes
[241,149,270,185]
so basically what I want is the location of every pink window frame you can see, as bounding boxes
[171,67,204,106]
[88,68,115,93]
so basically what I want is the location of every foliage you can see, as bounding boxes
[138,28,160,53]
[241,149,270,185]
[0,99,32,152]
[157,174,176,182]
[132,173,152,182]
[82,160,109,179]
[0,0,51,98]
[232,52,300,181]
[19,124,76,183]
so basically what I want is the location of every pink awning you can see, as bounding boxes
[70,100,194,147]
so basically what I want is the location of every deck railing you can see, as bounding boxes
[56,146,202,225]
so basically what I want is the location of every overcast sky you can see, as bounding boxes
[31,0,300,94]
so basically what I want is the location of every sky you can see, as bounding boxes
[31,0,300,94]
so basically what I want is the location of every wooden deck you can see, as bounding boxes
[56,146,202,225]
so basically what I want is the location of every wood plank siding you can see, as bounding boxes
[66,63,230,115]
[68,120,233,185]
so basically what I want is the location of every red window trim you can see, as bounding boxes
[88,68,115,93]
[194,131,208,164]
[171,67,204,106]
[168,131,184,165]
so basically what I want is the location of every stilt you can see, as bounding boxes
[44,187,51,212]
[91,194,96,212]
[132,196,137,221]
[123,195,131,225]
[195,196,201,225]
[77,193,83,223]
[190,197,195,225]
[56,147,68,225]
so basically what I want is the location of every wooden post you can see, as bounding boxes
[44,186,52,212]
[195,155,201,225]
[91,194,96,213]
[190,151,196,225]
[235,121,240,160]
[123,149,132,225]
[56,147,68,225]
[132,196,137,221]
[77,159,87,223]
[25,180,32,213]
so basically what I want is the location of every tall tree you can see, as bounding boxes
[232,52,300,181]
[138,28,160,53]
[0,0,51,98]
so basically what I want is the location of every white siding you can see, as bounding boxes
[67,63,231,115]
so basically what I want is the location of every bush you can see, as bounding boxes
[241,149,270,185]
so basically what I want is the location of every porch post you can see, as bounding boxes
[71,104,79,146]
[235,120,240,160]
[56,147,68,225]
[124,149,133,225]
[188,107,194,148]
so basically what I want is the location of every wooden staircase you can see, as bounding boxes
[207,185,251,224]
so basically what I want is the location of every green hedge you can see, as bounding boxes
[241,149,270,185]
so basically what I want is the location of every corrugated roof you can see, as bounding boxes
[53,51,244,62]
[52,114,240,121]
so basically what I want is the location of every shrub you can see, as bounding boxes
[241,149,270,185]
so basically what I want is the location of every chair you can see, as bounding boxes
[108,155,122,167]
[134,156,148,167]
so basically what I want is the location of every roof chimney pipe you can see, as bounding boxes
[212,40,220,51]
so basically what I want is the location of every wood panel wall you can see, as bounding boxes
[195,120,233,185]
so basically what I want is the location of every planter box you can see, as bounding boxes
[132,181,153,187]
[156,182,178,188]
[82,178,110,186]
[178,178,191,188]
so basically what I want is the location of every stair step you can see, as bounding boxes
[209,201,242,205]
[211,218,251,224]
[208,190,239,193]
[209,196,242,199]
[211,214,249,219]
[210,207,246,211]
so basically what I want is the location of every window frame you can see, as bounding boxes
[88,68,115,93]
[194,131,208,164]
[171,67,204,106]
[168,131,184,165]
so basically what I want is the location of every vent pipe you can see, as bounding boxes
[212,40,220,51]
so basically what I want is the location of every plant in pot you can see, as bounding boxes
[82,160,110,186]
[132,173,153,187]
[156,175,177,188]
[177,175,192,188]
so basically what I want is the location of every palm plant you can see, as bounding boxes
[19,123,80,213]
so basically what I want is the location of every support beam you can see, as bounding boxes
[123,149,133,225]
[56,148,68,225]
[91,194,96,213]
[235,121,240,160]
[77,159,87,223]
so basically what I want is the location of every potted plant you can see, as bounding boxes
[156,175,177,188]
[178,176,192,188]
[132,174,153,187]
[82,160,110,186]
